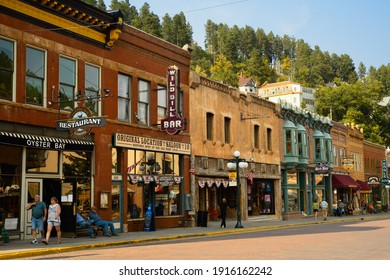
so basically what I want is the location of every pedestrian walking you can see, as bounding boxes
[43,197,61,245]
[361,199,366,215]
[312,198,319,220]
[26,194,47,244]
[320,198,329,221]
[219,198,228,228]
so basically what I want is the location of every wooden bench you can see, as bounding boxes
[75,225,104,237]
[178,216,192,228]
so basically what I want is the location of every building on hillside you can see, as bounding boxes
[189,72,282,225]
[238,74,257,95]
[258,81,316,113]
[278,101,333,220]
[0,0,191,239]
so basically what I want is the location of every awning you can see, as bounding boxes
[0,131,94,151]
[356,180,372,193]
[332,174,358,188]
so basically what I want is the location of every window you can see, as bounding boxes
[313,130,324,162]
[126,150,182,218]
[26,47,45,106]
[59,56,76,111]
[314,138,321,161]
[26,149,59,173]
[339,147,345,166]
[85,63,100,115]
[254,125,260,149]
[224,117,231,144]
[0,145,22,222]
[157,85,167,123]
[267,128,272,151]
[333,146,339,167]
[206,112,214,141]
[118,74,132,122]
[138,80,150,125]
[0,37,14,101]
[285,130,292,154]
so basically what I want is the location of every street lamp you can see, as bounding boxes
[227,150,248,228]
[139,154,161,231]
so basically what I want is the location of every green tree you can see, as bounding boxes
[132,3,161,37]
[210,54,238,86]
[110,0,138,24]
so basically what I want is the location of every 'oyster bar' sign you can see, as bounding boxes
[161,65,185,135]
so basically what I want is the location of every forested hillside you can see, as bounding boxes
[84,0,390,146]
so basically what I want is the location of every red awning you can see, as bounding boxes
[356,180,372,193]
[332,174,358,188]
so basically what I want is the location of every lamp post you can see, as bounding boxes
[139,154,161,231]
[227,151,248,228]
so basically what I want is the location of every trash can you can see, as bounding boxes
[197,211,208,227]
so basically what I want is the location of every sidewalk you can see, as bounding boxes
[1,213,389,260]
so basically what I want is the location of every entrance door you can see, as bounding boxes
[111,181,122,232]
[25,178,43,239]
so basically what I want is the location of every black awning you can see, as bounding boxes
[332,174,358,188]
[0,131,94,151]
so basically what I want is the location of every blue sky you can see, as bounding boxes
[104,0,390,69]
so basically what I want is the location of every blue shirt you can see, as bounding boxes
[76,213,85,224]
[31,201,46,219]
[88,211,102,224]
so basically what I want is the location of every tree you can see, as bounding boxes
[110,0,138,24]
[210,54,238,86]
[132,3,161,37]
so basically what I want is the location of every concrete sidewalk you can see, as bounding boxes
[1,213,389,260]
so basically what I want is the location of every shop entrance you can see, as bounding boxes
[24,178,77,238]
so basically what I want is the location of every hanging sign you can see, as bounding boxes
[161,65,185,135]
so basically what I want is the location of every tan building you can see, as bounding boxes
[363,140,387,210]
[331,122,364,211]
[189,72,282,225]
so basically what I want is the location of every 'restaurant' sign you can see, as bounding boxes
[161,65,185,135]
[56,107,106,137]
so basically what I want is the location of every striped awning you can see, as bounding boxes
[0,131,94,151]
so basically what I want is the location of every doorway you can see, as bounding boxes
[25,178,43,238]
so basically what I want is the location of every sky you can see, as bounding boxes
[104,0,390,69]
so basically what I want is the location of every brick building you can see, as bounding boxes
[0,0,191,239]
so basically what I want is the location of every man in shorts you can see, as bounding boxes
[26,195,47,244]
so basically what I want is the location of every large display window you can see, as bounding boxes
[0,145,22,227]
[126,149,182,218]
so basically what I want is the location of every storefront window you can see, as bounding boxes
[315,174,324,186]
[287,189,299,212]
[259,181,275,214]
[126,149,182,218]
[26,149,59,173]
[0,145,22,224]
[63,151,92,210]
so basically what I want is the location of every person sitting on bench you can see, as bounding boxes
[88,206,118,237]
[76,206,96,238]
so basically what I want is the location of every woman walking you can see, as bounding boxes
[312,198,319,220]
[43,197,61,245]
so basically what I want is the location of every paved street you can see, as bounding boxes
[1,213,389,260]
[18,218,390,260]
